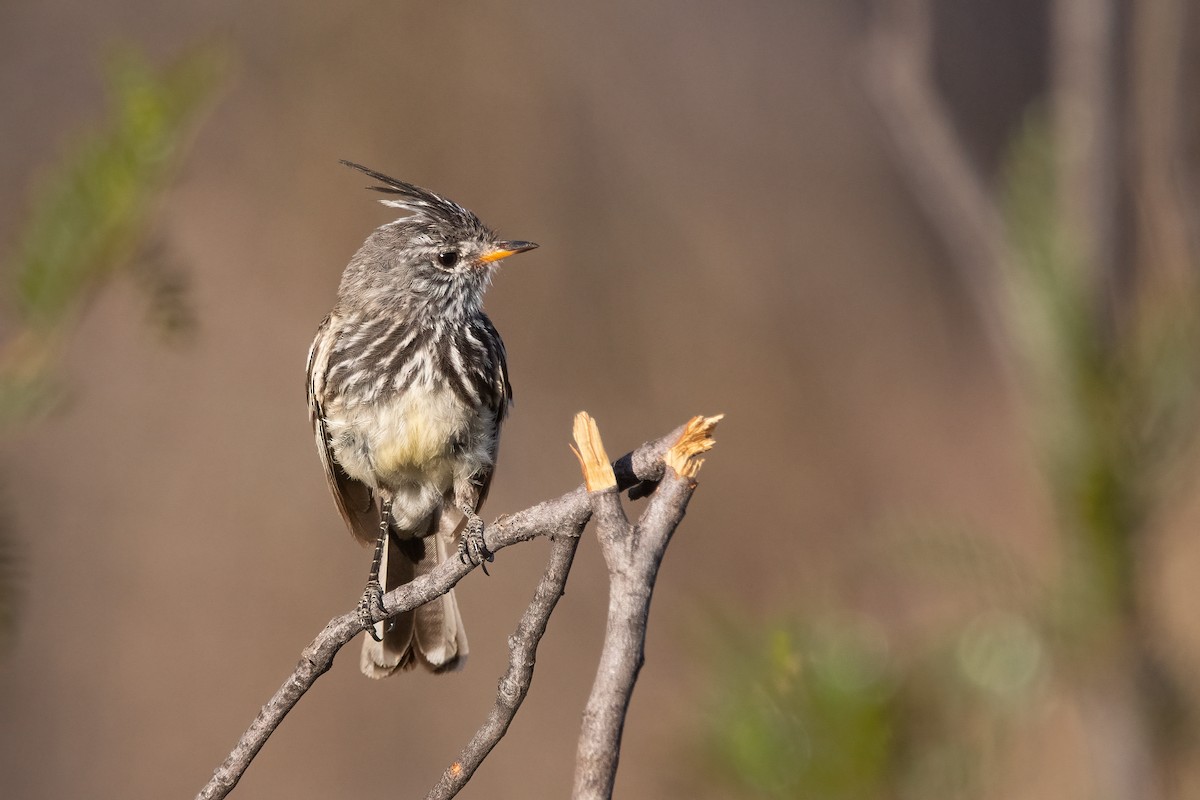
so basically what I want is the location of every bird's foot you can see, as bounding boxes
[358,579,386,641]
[457,513,494,575]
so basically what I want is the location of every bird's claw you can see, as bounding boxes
[358,579,386,641]
[457,515,494,575]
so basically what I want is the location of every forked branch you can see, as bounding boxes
[197,414,720,800]
[572,413,722,800]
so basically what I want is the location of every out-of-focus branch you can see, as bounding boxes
[1052,0,1119,314]
[572,414,721,800]
[862,0,1015,365]
[196,417,707,800]
[1130,0,1199,288]
[864,1,1194,798]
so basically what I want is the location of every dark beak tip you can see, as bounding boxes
[479,240,540,265]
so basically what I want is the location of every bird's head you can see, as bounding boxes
[335,160,537,318]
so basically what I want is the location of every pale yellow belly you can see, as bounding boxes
[327,386,470,490]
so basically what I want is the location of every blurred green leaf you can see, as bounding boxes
[704,57,1200,800]
[1000,108,1200,639]
[1001,110,1133,624]
[704,616,898,799]
[702,606,1052,800]
[0,41,228,649]
[10,43,227,332]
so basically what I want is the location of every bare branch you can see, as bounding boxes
[426,527,584,800]
[196,419,694,800]
[572,414,721,800]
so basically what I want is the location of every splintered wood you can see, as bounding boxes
[571,412,617,491]
[664,414,723,478]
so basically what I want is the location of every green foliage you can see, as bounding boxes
[705,617,897,799]
[1,43,226,431]
[703,103,1200,800]
[1001,111,1200,637]
[10,44,226,332]
[0,42,227,646]
[703,613,1047,800]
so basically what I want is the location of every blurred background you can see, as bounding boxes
[2,0,1200,798]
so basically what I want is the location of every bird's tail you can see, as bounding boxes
[360,507,468,678]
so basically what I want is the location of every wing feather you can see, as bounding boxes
[470,315,512,514]
[308,314,380,545]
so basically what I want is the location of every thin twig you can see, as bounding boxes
[196,421,690,800]
[425,528,585,800]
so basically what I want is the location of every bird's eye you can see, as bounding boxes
[437,250,460,268]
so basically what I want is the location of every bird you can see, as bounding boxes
[306,160,536,677]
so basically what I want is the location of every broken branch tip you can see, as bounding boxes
[572,411,617,491]
[665,413,723,478]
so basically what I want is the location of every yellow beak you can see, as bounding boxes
[478,240,539,264]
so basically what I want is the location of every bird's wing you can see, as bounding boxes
[308,314,379,545]
[469,314,513,514]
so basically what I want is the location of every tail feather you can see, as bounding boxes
[360,536,417,679]
[412,529,467,672]
[359,506,468,678]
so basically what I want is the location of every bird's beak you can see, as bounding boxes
[478,240,539,265]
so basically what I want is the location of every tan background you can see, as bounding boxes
[1,1,1194,798]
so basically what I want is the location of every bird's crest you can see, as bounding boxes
[339,160,478,230]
